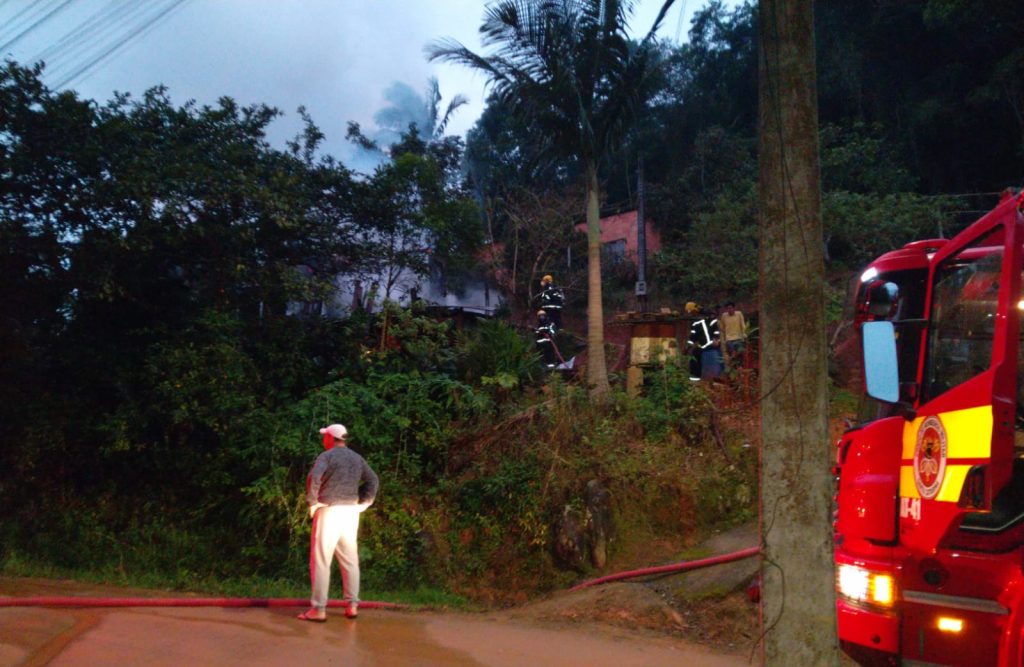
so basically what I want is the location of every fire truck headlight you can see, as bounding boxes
[937,616,963,633]
[837,564,896,609]
[838,564,868,601]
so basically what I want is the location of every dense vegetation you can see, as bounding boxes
[3,0,1023,602]
[469,0,1023,311]
[0,59,748,601]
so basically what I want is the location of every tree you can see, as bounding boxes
[492,185,586,320]
[428,0,676,397]
[757,1,838,664]
[349,128,482,303]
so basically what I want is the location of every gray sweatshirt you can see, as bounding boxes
[306,446,379,507]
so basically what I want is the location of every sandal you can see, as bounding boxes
[296,609,327,622]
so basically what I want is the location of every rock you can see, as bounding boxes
[552,481,615,571]
[553,505,587,570]
[585,479,613,569]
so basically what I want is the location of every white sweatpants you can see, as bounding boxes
[309,504,362,609]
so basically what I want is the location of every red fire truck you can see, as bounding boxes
[835,190,1024,666]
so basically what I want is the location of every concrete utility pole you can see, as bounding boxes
[757,0,839,664]
[635,153,648,313]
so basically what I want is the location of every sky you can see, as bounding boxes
[0,0,738,166]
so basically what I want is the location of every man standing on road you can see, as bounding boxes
[297,423,379,622]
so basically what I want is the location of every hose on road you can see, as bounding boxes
[0,597,405,610]
[569,546,760,592]
[0,547,760,608]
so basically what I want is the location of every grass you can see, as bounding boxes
[829,383,860,419]
[0,551,469,608]
[0,370,765,612]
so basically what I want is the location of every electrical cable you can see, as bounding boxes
[30,0,130,68]
[0,0,74,54]
[0,0,50,50]
[54,0,190,89]
[44,0,167,83]
[673,0,688,43]
[41,1,155,81]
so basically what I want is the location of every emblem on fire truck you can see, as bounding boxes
[914,415,947,499]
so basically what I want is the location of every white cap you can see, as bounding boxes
[319,424,348,440]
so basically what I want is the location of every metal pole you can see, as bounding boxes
[635,153,648,312]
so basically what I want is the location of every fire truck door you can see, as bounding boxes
[898,199,1023,546]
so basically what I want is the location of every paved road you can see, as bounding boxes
[0,603,750,666]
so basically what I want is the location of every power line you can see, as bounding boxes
[0,0,75,55]
[673,0,689,43]
[0,0,50,51]
[54,0,190,89]
[41,1,155,80]
[30,0,131,66]
[42,1,161,80]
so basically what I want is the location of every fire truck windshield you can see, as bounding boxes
[923,239,1002,403]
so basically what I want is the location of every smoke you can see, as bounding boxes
[373,81,432,145]
[346,79,433,174]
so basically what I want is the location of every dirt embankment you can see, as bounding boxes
[503,522,760,656]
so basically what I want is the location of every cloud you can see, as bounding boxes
[0,0,732,166]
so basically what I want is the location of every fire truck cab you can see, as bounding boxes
[835,190,1024,666]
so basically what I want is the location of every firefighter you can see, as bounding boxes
[685,302,703,380]
[538,274,564,327]
[688,304,723,380]
[534,309,558,369]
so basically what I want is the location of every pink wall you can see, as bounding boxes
[575,210,661,261]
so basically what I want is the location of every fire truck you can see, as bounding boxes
[834,190,1024,666]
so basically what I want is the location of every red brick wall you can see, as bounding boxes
[575,210,661,261]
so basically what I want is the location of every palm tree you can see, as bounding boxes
[428,0,675,397]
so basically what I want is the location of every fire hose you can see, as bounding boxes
[0,547,759,609]
[542,331,568,365]
[0,596,405,609]
[569,546,761,592]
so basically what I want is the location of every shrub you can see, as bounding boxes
[454,318,542,390]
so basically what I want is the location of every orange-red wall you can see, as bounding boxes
[575,210,661,260]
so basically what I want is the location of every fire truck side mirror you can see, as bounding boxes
[863,321,900,404]
[864,280,900,318]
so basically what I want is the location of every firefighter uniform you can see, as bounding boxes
[534,311,558,368]
[538,275,564,327]
[688,308,722,380]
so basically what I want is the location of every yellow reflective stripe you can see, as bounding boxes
[900,406,992,460]
[898,405,993,503]
[937,465,972,503]
[900,466,919,499]
[942,406,993,459]
[902,416,926,460]
[899,465,973,502]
